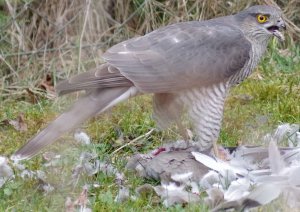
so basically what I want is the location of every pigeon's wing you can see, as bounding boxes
[103,19,251,93]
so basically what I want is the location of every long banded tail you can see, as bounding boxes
[12,86,138,160]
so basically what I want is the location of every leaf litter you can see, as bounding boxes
[0,113,28,132]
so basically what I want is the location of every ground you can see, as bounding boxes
[0,42,299,211]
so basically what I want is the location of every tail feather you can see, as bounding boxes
[55,64,133,96]
[12,87,138,160]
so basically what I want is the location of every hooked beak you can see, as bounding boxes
[267,18,286,41]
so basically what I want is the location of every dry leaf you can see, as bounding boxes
[38,74,55,94]
[1,113,27,132]
[65,197,75,212]
[74,185,89,208]
[25,88,39,104]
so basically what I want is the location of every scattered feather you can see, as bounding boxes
[115,186,130,203]
[199,171,220,190]
[0,156,14,178]
[43,152,61,161]
[192,152,247,176]
[93,183,100,188]
[115,172,125,186]
[204,188,224,209]
[224,178,250,201]
[72,152,100,181]
[38,179,54,194]
[20,170,35,179]
[12,160,25,171]
[126,123,300,210]
[0,156,14,187]
[74,131,91,145]
[154,183,200,207]
[268,140,285,174]
[171,172,193,183]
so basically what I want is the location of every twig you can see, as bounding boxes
[0,54,19,79]
[0,0,149,59]
[0,42,106,58]
[77,0,91,74]
[0,2,29,31]
[111,129,155,155]
[5,0,26,51]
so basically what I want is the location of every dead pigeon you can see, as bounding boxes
[127,140,210,182]
[126,123,300,210]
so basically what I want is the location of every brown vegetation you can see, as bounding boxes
[0,0,299,99]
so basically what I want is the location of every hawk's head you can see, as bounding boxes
[236,5,286,42]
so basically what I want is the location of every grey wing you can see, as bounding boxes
[103,21,252,93]
[56,63,133,96]
[145,151,209,181]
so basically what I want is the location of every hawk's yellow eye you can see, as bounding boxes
[257,14,268,23]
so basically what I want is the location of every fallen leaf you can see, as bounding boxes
[65,197,75,212]
[74,185,89,208]
[25,74,56,104]
[1,113,27,132]
[38,74,55,94]
[25,88,39,104]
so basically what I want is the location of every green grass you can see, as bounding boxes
[0,44,299,211]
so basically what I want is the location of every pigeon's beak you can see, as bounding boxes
[268,18,286,41]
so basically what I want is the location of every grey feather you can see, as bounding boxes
[144,151,209,182]
[268,140,285,174]
[103,20,251,93]
[12,87,133,160]
[56,64,132,96]
[212,183,282,211]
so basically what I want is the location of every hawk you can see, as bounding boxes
[13,5,286,160]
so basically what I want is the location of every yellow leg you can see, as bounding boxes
[213,141,219,158]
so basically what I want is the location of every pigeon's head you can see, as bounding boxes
[236,5,286,42]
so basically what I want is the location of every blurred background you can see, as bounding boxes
[0,0,299,98]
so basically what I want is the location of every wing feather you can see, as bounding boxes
[56,64,133,96]
[103,19,251,93]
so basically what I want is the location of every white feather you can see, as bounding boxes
[268,140,285,174]
[200,171,220,190]
[74,131,91,145]
[100,87,139,113]
[192,152,247,176]
[171,172,193,182]
[247,183,282,205]
[224,178,250,201]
